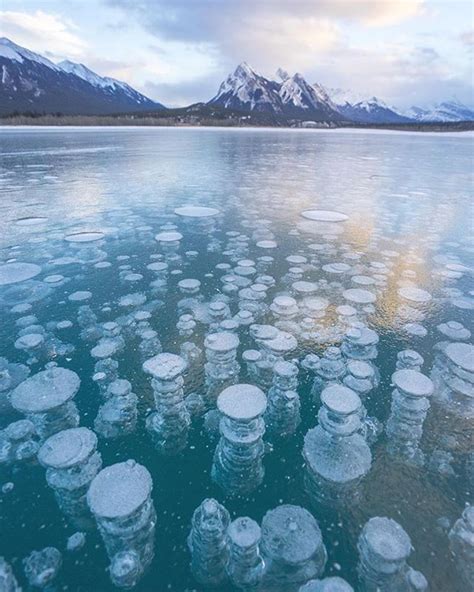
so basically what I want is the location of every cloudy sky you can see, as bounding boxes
[1,0,473,108]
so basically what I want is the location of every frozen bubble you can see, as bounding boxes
[437,321,471,341]
[38,427,97,469]
[293,281,318,294]
[143,353,187,380]
[119,293,146,307]
[451,296,474,310]
[261,505,324,565]
[15,216,48,226]
[11,367,80,413]
[403,323,427,337]
[256,240,277,248]
[23,547,62,588]
[0,557,20,590]
[337,305,357,317]
[398,286,432,303]
[155,231,183,242]
[110,551,142,589]
[352,275,376,286]
[91,340,119,359]
[299,577,354,591]
[178,278,201,292]
[123,273,143,282]
[64,231,105,242]
[43,274,64,284]
[0,262,42,286]
[445,342,474,373]
[204,332,239,353]
[322,263,351,274]
[361,516,411,563]
[228,516,261,548]
[15,333,44,350]
[346,360,374,380]
[11,303,32,314]
[392,369,433,398]
[301,210,349,222]
[217,384,267,420]
[343,289,376,304]
[68,291,92,302]
[66,532,86,553]
[56,320,73,330]
[147,262,168,272]
[87,460,152,519]
[174,206,219,217]
[321,384,361,416]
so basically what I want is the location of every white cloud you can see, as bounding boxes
[0,10,87,59]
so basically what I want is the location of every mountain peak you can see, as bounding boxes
[276,67,289,82]
[234,62,257,78]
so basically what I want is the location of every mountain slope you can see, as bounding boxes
[0,38,163,115]
[279,74,342,120]
[328,87,411,123]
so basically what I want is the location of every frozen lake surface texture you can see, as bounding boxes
[0,127,473,591]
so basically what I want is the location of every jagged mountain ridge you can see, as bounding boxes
[0,37,163,115]
[208,62,344,121]
[210,63,474,123]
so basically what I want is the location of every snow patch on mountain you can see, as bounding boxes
[0,37,59,70]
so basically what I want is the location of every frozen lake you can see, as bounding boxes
[0,127,473,591]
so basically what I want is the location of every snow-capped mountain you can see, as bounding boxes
[209,63,343,121]
[57,60,152,106]
[208,62,284,115]
[0,38,163,115]
[405,99,474,122]
[328,87,410,124]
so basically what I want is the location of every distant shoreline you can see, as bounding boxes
[1,115,473,133]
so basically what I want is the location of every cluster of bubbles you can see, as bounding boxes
[0,200,472,591]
